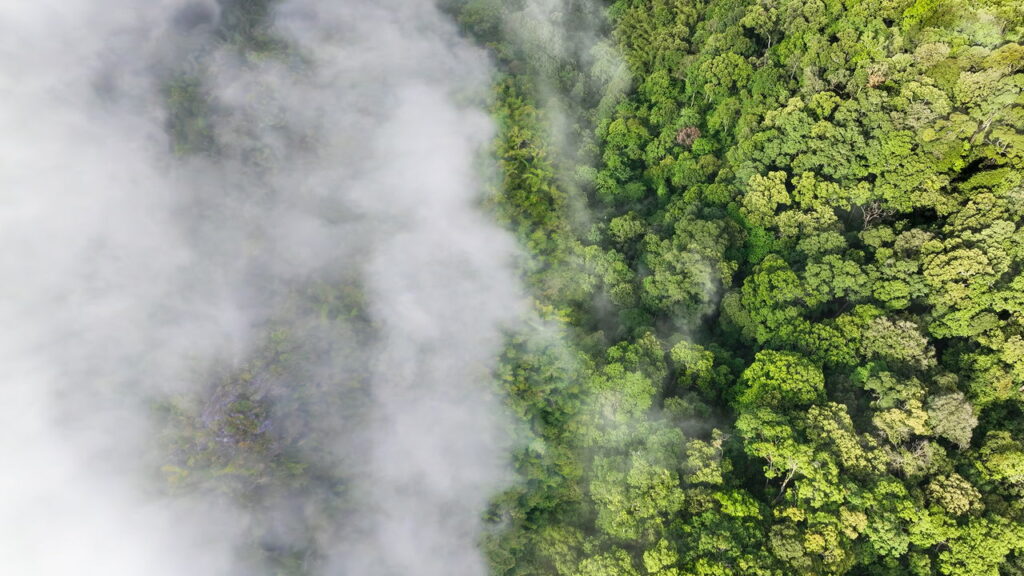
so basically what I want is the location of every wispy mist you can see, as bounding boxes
[1,0,524,574]
[501,0,631,227]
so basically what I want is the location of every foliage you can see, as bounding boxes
[159,0,1024,574]
[465,0,1024,575]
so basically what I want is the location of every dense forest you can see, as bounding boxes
[451,0,1024,575]
[13,0,1021,574]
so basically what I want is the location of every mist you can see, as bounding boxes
[499,0,631,231]
[0,1,524,574]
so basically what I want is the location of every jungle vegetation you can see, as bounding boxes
[458,0,1024,575]
[160,0,1024,574]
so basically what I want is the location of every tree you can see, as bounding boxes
[574,549,639,576]
[926,392,978,449]
[926,474,983,516]
[977,431,1024,487]
[736,350,825,410]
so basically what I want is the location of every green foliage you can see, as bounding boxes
[473,0,1024,573]
[164,1,1024,574]
[736,350,825,410]
[165,76,217,156]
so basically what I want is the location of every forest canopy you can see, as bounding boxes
[447,0,1024,574]
[91,0,1024,573]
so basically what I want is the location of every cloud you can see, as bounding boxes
[0,0,524,574]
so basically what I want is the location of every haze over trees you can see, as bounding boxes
[4,0,520,574]
[3,0,1023,575]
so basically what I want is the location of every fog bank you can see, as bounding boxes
[0,1,524,573]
